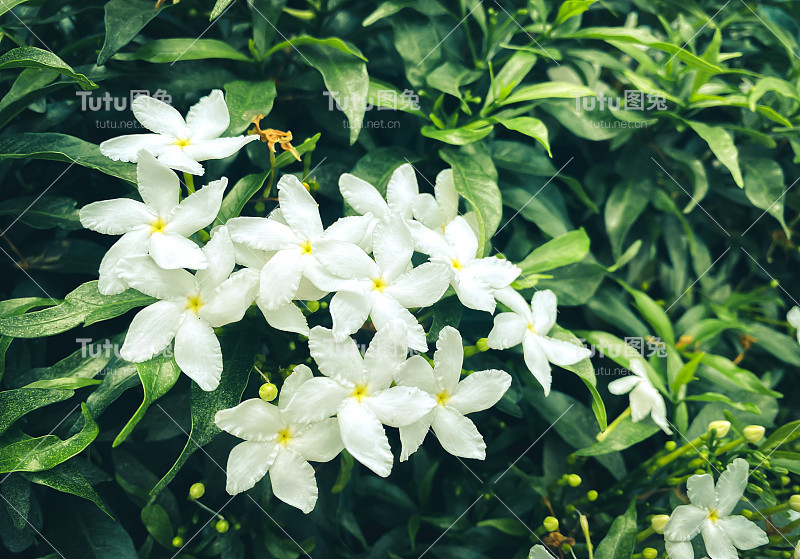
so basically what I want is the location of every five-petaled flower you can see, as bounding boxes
[100,89,257,175]
[608,359,671,434]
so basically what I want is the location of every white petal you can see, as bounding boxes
[537,335,592,367]
[136,150,180,215]
[200,269,258,327]
[225,441,277,494]
[411,193,447,230]
[215,399,283,441]
[290,418,343,462]
[227,216,298,251]
[186,89,229,141]
[184,135,258,162]
[531,290,558,335]
[486,313,527,349]
[257,248,304,309]
[433,326,463,393]
[148,232,208,270]
[465,257,520,290]
[444,217,479,263]
[386,262,451,308]
[339,173,388,217]
[282,377,351,424]
[399,413,433,461]
[686,473,716,510]
[132,94,189,137]
[308,326,365,384]
[312,240,378,279]
[260,301,309,336]
[452,274,496,313]
[174,314,222,391]
[195,227,237,292]
[338,400,393,477]
[167,178,227,236]
[278,175,323,240]
[607,375,640,395]
[295,276,327,301]
[650,392,672,435]
[715,458,749,516]
[406,219,449,257]
[386,163,418,218]
[395,355,438,394]
[370,295,427,352]
[366,386,436,427]
[330,291,372,341]
[788,306,800,335]
[321,215,371,244]
[373,216,414,281]
[664,539,695,559]
[702,520,737,559]
[120,301,185,362]
[363,320,410,389]
[269,448,318,514]
[435,169,458,221]
[719,515,768,550]
[278,364,313,409]
[116,255,196,300]
[100,134,173,163]
[523,335,552,396]
[494,286,533,320]
[629,382,657,422]
[156,145,205,175]
[449,369,512,415]
[664,505,708,541]
[97,229,150,295]
[79,199,152,234]
[431,407,486,459]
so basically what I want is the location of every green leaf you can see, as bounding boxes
[113,355,181,448]
[495,117,551,156]
[116,38,251,63]
[98,0,169,65]
[440,146,502,255]
[427,61,483,113]
[476,518,529,537]
[141,504,174,548]
[671,351,704,393]
[23,462,109,516]
[0,1,32,15]
[485,50,538,108]
[554,0,598,25]
[684,120,743,188]
[625,287,675,346]
[0,68,62,129]
[0,404,98,473]
[331,451,355,494]
[24,378,101,390]
[362,1,449,26]
[743,159,788,234]
[0,297,53,381]
[550,325,606,429]
[0,388,74,436]
[697,354,781,398]
[685,393,761,414]
[516,228,590,275]
[0,196,81,230]
[0,133,137,183]
[763,419,800,450]
[0,281,155,338]
[211,0,236,19]
[575,417,660,456]
[50,501,138,559]
[151,331,259,495]
[223,80,277,134]
[500,81,595,105]
[744,322,800,367]
[421,121,495,145]
[594,499,637,559]
[604,179,650,258]
[0,47,96,90]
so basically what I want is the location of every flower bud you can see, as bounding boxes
[664,441,677,451]
[476,338,490,352]
[543,516,559,532]
[708,420,731,438]
[216,519,230,533]
[172,536,184,548]
[651,514,669,534]
[781,476,791,486]
[305,300,320,313]
[642,548,658,559]
[189,482,205,500]
[743,425,765,444]
[587,490,598,502]
[746,483,763,495]
[790,494,800,512]
[259,382,278,402]
[567,474,582,487]
[742,509,754,519]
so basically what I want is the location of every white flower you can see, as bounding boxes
[486,288,591,396]
[338,163,418,250]
[395,326,511,460]
[528,545,557,559]
[788,306,800,344]
[409,215,520,313]
[664,458,768,559]
[214,365,343,513]
[410,168,458,231]
[99,90,257,175]
[283,322,436,477]
[608,359,671,434]
[118,228,257,391]
[226,174,370,311]
[315,215,451,351]
[80,151,226,295]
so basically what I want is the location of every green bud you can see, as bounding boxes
[189,482,205,500]
[172,536,184,547]
[565,504,576,514]
[587,490,598,502]
[651,514,669,534]
[746,483,763,495]
[790,494,800,512]
[793,485,800,493]
[781,476,791,486]
[743,425,766,444]
[320,301,328,309]
[708,420,731,438]
[561,543,572,553]
[770,278,779,288]
[642,548,658,559]
[216,519,230,533]
[742,509,754,519]
[543,516,559,532]
[476,338,490,352]
[288,341,296,351]
[254,201,266,214]
[567,474,582,487]
[196,230,211,243]
[753,451,768,462]
[305,300,320,313]
[665,441,677,451]
[773,466,789,475]
[259,383,278,402]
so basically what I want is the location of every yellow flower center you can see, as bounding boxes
[708,509,720,522]
[371,277,388,292]
[436,391,450,406]
[174,138,192,148]
[527,322,537,335]
[276,427,292,446]
[299,240,313,255]
[185,294,203,314]
[451,259,463,271]
[351,384,369,402]
[150,217,167,234]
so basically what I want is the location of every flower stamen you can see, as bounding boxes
[276,427,292,446]
[436,391,450,406]
[185,294,204,314]
[150,217,167,234]
[299,240,313,255]
[371,277,388,292]
[351,384,369,402]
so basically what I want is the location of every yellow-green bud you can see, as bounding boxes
[664,441,677,451]
[587,490,598,502]
[259,383,278,401]
[189,482,205,500]
[790,494,800,512]
[305,300,320,313]
[567,474,582,487]
[476,338,490,352]
[742,509,754,519]
[651,514,669,534]
[216,519,230,533]
[172,536,184,548]
[543,516,559,532]
[642,548,658,559]
[561,543,572,553]
[781,476,791,486]
[708,420,731,438]
[743,425,765,444]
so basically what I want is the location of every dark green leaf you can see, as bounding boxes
[0,47,96,90]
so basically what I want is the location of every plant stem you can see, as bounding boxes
[183,172,195,194]
[263,149,277,198]
[597,407,631,442]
